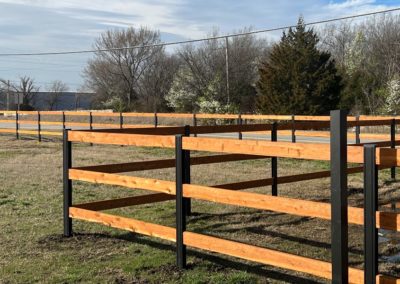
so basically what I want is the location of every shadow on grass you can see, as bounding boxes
[46,232,323,284]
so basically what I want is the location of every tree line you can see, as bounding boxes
[1,14,400,115]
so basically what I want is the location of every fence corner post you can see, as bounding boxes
[175,134,187,269]
[330,110,348,284]
[63,128,72,237]
[364,144,378,284]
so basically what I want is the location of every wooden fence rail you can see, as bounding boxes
[58,109,400,283]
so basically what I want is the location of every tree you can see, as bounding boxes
[0,76,39,110]
[45,80,69,110]
[84,27,174,111]
[167,27,266,113]
[256,17,342,115]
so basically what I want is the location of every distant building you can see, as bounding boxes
[0,91,96,110]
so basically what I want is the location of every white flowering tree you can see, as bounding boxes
[385,74,400,114]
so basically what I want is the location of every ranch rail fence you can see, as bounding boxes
[0,110,399,143]
[60,110,400,284]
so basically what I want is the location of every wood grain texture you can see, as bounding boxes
[68,131,176,147]
[73,193,173,211]
[69,169,176,194]
[69,207,176,241]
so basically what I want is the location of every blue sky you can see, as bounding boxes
[0,0,398,91]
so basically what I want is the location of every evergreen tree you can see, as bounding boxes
[256,17,342,115]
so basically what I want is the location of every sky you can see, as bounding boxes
[0,0,399,91]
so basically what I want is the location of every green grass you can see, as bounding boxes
[0,135,399,283]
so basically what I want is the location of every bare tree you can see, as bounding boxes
[45,80,69,110]
[138,53,179,112]
[0,76,39,110]
[84,27,167,111]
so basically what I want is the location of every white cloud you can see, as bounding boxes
[0,0,398,89]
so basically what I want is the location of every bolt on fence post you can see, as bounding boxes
[238,113,243,140]
[291,114,296,143]
[391,118,396,180]
[37,111,41,142]
[175,134,187,269]
[192,113,197,137]
[271,122,278,196]
[330,110,348,284]
[119,112,123,129]
[15,110,19,139]
[355,115,361,145]
[364,144,378,284]
[63,129,72,237]
[154,112,158,128]
[183,125,191,216]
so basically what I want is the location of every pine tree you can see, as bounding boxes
[256,17,342,115]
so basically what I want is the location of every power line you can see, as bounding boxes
[0,7,399,57]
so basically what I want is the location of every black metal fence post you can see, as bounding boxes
[364,144,378,284]
[62,111,66,130]
[183,125,191,216]
[271,122,278,196]
[175,134,187,269]
[391,118,396,180]
[119,112,123,129]
[291,114,296,143]
[89,112,93,146]
[37,111,41,142]
[330,110,348,284]
[238,113,243,140]
[89,112,93,130]
[355,115,361,145]
[15,111,19,139]
[154,112,158,128]
[193,113,197,137]
[63,129,72,237]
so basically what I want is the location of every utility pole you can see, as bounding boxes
[225,36,230,105]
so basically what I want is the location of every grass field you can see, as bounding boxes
[0,134,399,283]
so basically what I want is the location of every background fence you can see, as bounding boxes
[0,110,399,143]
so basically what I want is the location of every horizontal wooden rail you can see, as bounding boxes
[73,193,173,211]
[69,206,398,283]
[67,132,400,166]
[183,231,362,283]
[69,207,176,241]
[214,166,365,190]
[68,131,176,147]
[183,184,400,231]
[69,169,400,231]
[73,154,265,173]
[69,169,176,194]
[0,128,62,136]
[182,137,365,163]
